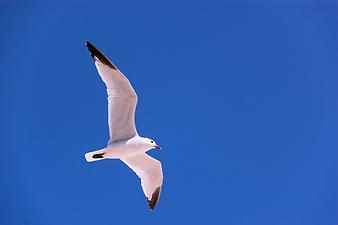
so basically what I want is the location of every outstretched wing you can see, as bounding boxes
[121,153,163,210]
[86,41,138,143]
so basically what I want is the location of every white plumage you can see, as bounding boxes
[84,41,163,210]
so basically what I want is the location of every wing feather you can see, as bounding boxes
[86,41,138,142]
[121,153,163,209]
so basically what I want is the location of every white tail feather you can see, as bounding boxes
[84,149,106,162]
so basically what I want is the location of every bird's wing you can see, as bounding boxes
[121,153,163,210]
[86,41,138,143]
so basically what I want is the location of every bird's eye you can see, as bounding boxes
[151,141,154,143]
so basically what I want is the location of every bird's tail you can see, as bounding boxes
[85,148,107,162]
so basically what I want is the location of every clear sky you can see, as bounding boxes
[1,1,338,225]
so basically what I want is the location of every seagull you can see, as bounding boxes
[84,41,163,210]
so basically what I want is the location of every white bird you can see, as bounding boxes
[84,41,163,210]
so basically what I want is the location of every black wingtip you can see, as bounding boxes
[85,41,117,70]
[147,187,161,210]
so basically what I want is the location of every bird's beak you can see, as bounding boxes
[155,145,161,149]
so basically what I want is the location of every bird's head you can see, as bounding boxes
[144,138,161,150]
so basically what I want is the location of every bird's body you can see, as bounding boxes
[85,136,154,160]
[84,41,163,210]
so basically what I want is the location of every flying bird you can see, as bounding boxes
[84,41,163,210]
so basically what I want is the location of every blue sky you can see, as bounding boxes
[1,1,338,225]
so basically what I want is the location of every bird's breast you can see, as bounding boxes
[104,142,147,159]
